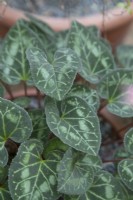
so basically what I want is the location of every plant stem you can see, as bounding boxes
[23,81,27,96]
[102,158,126,163]
[36,88,42,108]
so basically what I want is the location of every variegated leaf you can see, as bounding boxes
[116,45,133,68]
[98,69,133,117]
[124,128,133,154]
[0,97,32,167]
[65,171,126,200]
[58,148,102,195]
[118,159,133,191]
[27,47,81,101]
[68,21,115,84]
[67,84,100,111]
[45,96,101,155]
[28,109,50,145]
[0,20,35,85]
[9,139,61,200]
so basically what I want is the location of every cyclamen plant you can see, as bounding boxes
[0,16,133,200]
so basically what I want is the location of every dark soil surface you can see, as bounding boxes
[7,0,124,17]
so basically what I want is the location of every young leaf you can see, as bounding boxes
[67,84,100,111]
[27,47,81,101]
[116,45,133,68]
[118,159,133,191]
[45,96,101,155]
[0,20,35,85]
[124,128,133,154]
[68,21,116,84]
[9,139,61,200]
[28,109,50,145]
[98,69,133,117]
[44,137,69,158]
[0,97,32,167]
[58,148,102,195]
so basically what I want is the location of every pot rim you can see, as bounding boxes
[0,4,133,31]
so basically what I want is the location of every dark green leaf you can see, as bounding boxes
[124,128,133,154]
[0,20,35,85]
[98,69,133,117]
[116,45,133,68]
[118,159,133,191]
[13,97,31,108]
[28,109,50,145]
[65,171,126,200]
[27,47,81,100]
[58,148,94,195]
[68,21,115,84]
[45,96,101,155]
[0,183,12,200]
[0,166,8,184]
[0,97,32,167]
[44,137,69,158]
[67,84,100,111]
[9,139,60,200]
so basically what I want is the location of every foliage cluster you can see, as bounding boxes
[0,15,133,199]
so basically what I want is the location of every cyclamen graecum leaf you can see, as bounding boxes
[67,84,100,111]
[0,20,34,85]
[68,21,115,84]
[58,148,102,195]
[9,139,61,200]
[13,97,31,108]
[45,96,101,155]
[118,159,133,191]
[98,69,133,117]
[0,183,12,200]
[64,171,125,200]
[116,45,133,69]
[28,109,50,145]
[124,128,133,154]
[26,47,81,101]
[0,98,32,167]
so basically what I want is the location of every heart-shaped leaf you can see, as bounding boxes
[45,96,101,155]
[27,47,81,100]
[98,69,133,117]
[67,84,100,111]
[124,128,133,154]
[0,20,35,85]
[9,139,61,200]
[0,97,32,167]
[118,159,133,191]
[28,109,50,145]
[116,45,133,68]
[68,21,116,84]
[58,148,102,195]
[64,171,126,200]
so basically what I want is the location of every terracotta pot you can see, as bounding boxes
[0,4,133,47]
